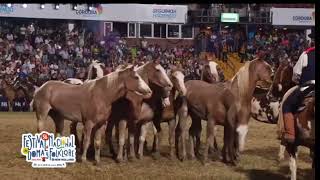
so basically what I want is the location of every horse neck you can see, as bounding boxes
[231,63,258,105]
[137,64,150,84]
[95,72,126,104]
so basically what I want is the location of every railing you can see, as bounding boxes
[189,8,271,24]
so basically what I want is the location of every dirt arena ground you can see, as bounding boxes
[0,112,312,180]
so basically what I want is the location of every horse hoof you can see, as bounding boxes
[169,154,176,160]
[93,161,101,167]
[179,155,187,162]
[116,158,123,163]
[128,156,136,162]
[202,160,210,166]
[152,152,161,160]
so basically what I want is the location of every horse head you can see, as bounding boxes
[268,58,294,100]
[141,61,173,107]
[169,65,187,97]
[200,61,220,83]
[119,65,152,98]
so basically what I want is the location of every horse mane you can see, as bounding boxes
[95,64,134,90]
[231,61,251,100]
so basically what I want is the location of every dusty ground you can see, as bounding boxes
[0,112,312,180]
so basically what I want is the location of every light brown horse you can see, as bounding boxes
[104,61,173,162]
[31,65,152,165]
[180,58,273,163]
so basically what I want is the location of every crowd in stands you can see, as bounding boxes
[0,22,312,111]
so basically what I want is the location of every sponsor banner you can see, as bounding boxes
[271,8,315,26]
[21,131,76,168]
[0,4,187,24]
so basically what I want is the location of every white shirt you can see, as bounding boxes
[6,34,13,41]
[293,51,308,83]
[35,36,43,44]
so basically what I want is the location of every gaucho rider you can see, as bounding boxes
[282,28,315,144]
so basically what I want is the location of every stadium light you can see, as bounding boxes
[72,4,77,10]
[40,4,45,9]
[7,4,12,8]
[88,4,93,11]
[22,4,27,8]
[55,4,59,9]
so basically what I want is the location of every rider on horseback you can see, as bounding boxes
[282,28,315,144]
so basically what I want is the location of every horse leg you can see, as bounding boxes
[49,111,64,137]
[80,121,94,163]
[105,119,116,157]
[287,145,298,180]
[138,122,149,159]
[35,103,51,132]
[127,120,136,161]
[177,103,189,161]
[189,111,202,158]
[93,123,107,166]
[116,119,127,163]
[152,122,161,160]
[278,144,286,161]
[70,122,80,151]
[168,119,177,159]
[203,118,215,165]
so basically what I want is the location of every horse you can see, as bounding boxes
[251,59,295,124]
[31,65,152,165]
[176,80,239,164]
[182,58,273,162]
[0,77,26,111]
[277,87,315,180]
[13,76,39,105]
[64,60,105,85]
[135,65,187,160]
[200,61,224,83]
[103,61,173,162]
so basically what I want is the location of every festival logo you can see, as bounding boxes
[21,131,76,168]
[0,4,14,14]
[152,8,177,19]
[75,4,103,17]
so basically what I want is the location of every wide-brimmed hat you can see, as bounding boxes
[308,28,314,39]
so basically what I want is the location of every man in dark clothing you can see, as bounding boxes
[0,91,9,112]
[281,29,315,144]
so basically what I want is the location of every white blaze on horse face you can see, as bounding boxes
[173,71,187,96]
[208,61,219,82]
[155,64,173,88]
[162,97,170,107]
[236,124,248,152]
[278,84,282,92]
[136,72,152,96]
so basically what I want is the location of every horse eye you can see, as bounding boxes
[134,76,139,80]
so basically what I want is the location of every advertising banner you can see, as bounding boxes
[271,8,315,26]
[0,4,188,24]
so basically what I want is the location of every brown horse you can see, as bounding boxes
[102,61,173,162]
[251,59,295,124]
[135,65,187,159]
[278,87,315,180]
[181,59,273,163]
[31,65,152,165]
[177,80,238,164]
